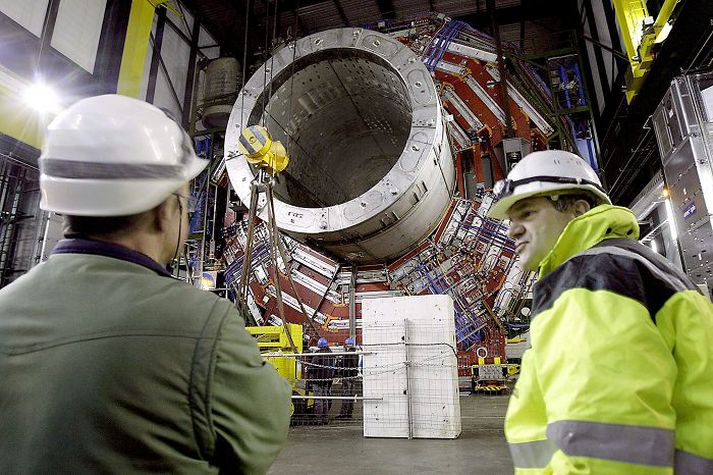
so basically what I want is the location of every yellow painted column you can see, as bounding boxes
[117,0,158,98]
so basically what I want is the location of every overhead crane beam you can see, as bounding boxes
[611,0,681,103]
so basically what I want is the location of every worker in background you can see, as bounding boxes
[337,337,359,419]
[0,95,291,474]
[311,337,335,425]
[488,150,713,474]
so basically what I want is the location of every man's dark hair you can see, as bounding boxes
[63,212,148,238]
[551,193,600,213]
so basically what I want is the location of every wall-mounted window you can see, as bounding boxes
[0,0,49,37]
[50,0,107,73]
[154,23,191,118]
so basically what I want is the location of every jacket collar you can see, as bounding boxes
[51,238,173,277]
[538,205,640,278]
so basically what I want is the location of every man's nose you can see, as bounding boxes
[508,221,523,240]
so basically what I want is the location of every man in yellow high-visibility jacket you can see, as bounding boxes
[488,150,713,474]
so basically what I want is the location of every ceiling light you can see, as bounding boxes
[22,82,61,115]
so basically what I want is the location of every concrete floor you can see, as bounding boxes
[269,393,512,475]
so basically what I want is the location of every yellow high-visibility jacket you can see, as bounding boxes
[505,205,713,474]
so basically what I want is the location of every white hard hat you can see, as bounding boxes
[487,150,611,219]
[39,94,208,216]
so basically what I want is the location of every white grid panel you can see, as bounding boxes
[362,320,409,437]
[362,295,461,439]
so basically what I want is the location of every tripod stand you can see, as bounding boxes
[235,127,322,351]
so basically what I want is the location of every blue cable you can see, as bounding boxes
[559,65,571,109]
[432,21,463,70]
[423,21,450,64]
[574,63,586,106]
[424,20,455,70]
[587,138,598,173]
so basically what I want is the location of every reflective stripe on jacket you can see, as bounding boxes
[505,205,713,474]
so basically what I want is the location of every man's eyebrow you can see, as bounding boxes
[510,202,534,214]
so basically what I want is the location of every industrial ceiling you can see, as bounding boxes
[183,0,575,58]
[183,0,713,207]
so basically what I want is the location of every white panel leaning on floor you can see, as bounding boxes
[362,295,461,439]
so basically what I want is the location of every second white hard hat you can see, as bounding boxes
[487,150,611,219]
[39,94,208,216]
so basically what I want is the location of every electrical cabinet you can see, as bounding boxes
[652,73,713,294]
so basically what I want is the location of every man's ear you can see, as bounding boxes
[153,199,173,233]
[573,199,591,217]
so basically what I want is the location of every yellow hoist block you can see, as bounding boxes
[238,125,289,174]
[246,323,302,384]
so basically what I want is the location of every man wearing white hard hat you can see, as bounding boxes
[488,150,713,474]
[0,95,290,474]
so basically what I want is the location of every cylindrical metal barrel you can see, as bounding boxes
[202,57,241,129]
[225,28,455,263]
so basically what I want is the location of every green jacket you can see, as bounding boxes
[505,205,713,474]
[0,240,291,474]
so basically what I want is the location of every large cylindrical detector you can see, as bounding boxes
[225,28,455,263]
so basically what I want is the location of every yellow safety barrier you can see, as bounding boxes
[245,323,303,383]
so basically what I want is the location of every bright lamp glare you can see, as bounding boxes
[23,82,60,114]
